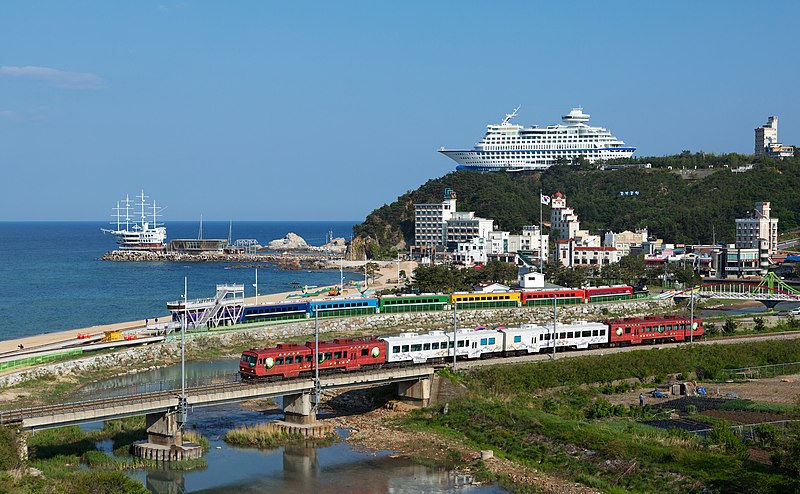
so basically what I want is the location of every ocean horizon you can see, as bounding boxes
[0,221,358,342]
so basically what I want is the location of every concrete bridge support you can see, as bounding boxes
[397,376,432,407]
[283,392,316,424]
[132,410,203,461]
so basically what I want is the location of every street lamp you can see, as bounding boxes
[253,268,259,305]
[179,277,188,424]
[689,286,696,344]
[452,302,458,368]
[552,294,557,359]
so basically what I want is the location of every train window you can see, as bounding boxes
[402,345,409,352]
[543,333,549,340]
[625,327,631,334]
[449,341,454,348]
[411,345,422,352]
[513,335,521,343]
[600,330,605,336]
[432,342,439,349]
[362,348,369,356]
[306,355,313,362]
[334,352,342,359]
[324,352,332,361]
[393,346,400,354]
[480,338,487,345]
[667,325,673,331]
[567,332,574,338]
[559,333,566,339]
[257,358,263,365]
[276,358,284,365]
[457,340,465,348]
[582,331,591,337]
[489,337,496,344]
[592,330,598,336]
[285,356,293,364]
[423,343,430,350]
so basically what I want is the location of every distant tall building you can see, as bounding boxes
[414,188,457,249]
[735,201,779,259]
[755,116,794,159]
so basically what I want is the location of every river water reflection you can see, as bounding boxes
[83,364,506,493]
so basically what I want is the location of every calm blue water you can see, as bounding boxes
[0,221,356,341]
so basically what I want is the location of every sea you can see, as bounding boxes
[0,221,357,342]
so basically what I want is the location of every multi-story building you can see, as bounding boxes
[755,116,794,159]
[735,202,779,257]
[604,229,648,256]
[413,188,457,249]
[550,192,581,240]
[556,241,620,268]
[507,225,549,266]
[445,211,495,249]
[454,236,487,265]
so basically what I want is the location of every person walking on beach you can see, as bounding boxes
[639,393,644,407]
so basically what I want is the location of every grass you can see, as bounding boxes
[407,395,799,493]
[224,423,329,449]
[719,399,794,414]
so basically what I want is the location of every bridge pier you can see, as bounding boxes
[132,410,203,461]
[397,377,432,407]
[17,429,28,462]
[283,392,316,424]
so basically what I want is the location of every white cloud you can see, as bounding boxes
[0,66,103,88]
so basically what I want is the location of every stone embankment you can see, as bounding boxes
[101,250,331,270]
[0,299,669,389]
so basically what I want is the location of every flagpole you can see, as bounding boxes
[539,188,544,272]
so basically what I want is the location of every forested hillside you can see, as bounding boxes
[350,154,800,259]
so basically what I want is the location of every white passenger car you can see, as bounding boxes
[382,327,505,363]
[535,321,608,351]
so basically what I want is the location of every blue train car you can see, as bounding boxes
[308,297,379,318]
[241,301,311,323]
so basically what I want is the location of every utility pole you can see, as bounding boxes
[453,302,457,369]
[552,294,557,359]
[179,277,188,425]
[313,309,321,413]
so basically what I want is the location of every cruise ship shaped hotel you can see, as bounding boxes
[439,107,635,171]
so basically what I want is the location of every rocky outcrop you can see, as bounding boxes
[265,233,310,251]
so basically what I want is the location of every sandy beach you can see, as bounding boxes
[0,259,416,355]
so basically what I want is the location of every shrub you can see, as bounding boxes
[722,319,739,335]
[709,420,748,458]
[0,426,21,471]
[754,423,779,447]
[752,316,766,332]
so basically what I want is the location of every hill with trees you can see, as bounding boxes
[349,153,800,259]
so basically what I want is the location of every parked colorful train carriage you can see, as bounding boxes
[607,315,703,345]
[241,301,310,323]
[519,288,585,306]
[240,337,387,379]
[451,291,521,309]
[308,297,379,318]
[378,293,451,313]
[584,285,634,303]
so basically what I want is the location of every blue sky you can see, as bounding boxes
[1,1,798,221]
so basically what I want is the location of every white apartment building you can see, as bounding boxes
[556,241,621,268]
[735,202,779,255]
[604,229,648,256]
[507,225,549,265]
[445,211,495,248]
[454,236,487,265]
[414,189,457,248]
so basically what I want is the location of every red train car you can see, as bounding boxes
[606,315,703,346]
[240,337,387,379]
[520,288,584,306]
[583,285,633,303]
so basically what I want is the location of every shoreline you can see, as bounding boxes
[0,259,416,355]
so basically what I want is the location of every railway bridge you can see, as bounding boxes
[1,365,436,461]
[662,273,800,309]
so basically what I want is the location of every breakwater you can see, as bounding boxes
[101,250,331,269]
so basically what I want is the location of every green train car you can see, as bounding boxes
[378,294,451,313]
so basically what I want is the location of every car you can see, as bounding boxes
[790,307,800,315]
[650,390,669,398]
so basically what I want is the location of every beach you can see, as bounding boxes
[0,259,416,356]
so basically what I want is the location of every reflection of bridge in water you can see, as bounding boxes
[662,273,800,309]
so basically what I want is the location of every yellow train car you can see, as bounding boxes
[450,291,521,309]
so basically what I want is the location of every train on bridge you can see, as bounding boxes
[240,314,703,379]
[170,284,644,330]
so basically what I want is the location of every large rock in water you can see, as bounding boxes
[266,232,309,251]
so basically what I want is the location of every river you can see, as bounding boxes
[78,362,507,493]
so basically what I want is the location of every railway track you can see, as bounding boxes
[2,331,798,426]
